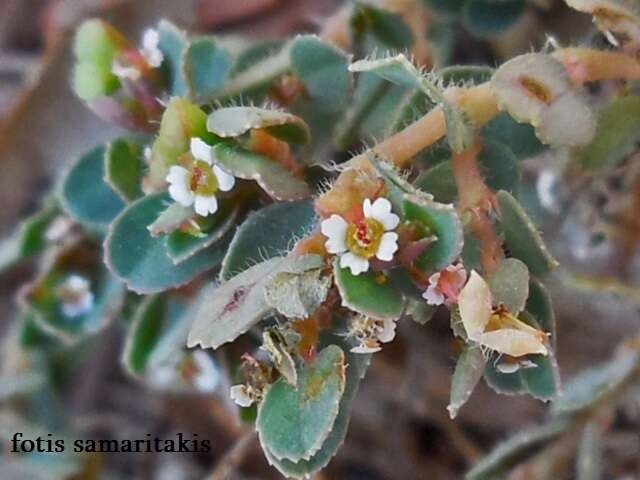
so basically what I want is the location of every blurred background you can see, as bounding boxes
[0,0,638,479]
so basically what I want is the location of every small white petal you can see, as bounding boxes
[190,138,213,164]
[422,285,445,306]
[365,197,399,230]
[112,60,140,81]
[321,215,348,254]
[166,165,189,185]
[375,232,398,261]
[478,330,548,357]
[230,385,254,407]
[143,29,159,50]
[194,195,218,217]
[213,165,235,192]
[340,252,369,275]
[167,166,194,207]
[141,29,163,67]
[378,318,397,343]
[496,362,521,374]
[351,344,381,354]
[458,270,493,341]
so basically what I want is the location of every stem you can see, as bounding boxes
[352,48,640,168]
[553,48,640,85]
[451,140,503,275]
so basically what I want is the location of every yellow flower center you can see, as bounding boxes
[346,218,384,259]
[188,160,218,196]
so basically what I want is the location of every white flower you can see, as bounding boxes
[457,270,548,357]
[422,263,467,306]
[321,197,399,275]
[57,274,94,318]
[230,384,255,407]
[111,59,141,81]
[349,316,397,354]
[166,138,236,217]
[141,28,163,67]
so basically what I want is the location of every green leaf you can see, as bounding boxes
[402,193,464,271]
[484,356,526,395]
[488,258,530,313]
[165,202,239,264]
[349,54,473,152]
[221,200,317,280]
[526,277,556,344]
[497,190,558,276]
[122,294,190,376]
[414,161,458,203]
[214,44,291,100]
[105,193,228,294]
[258,345,346,462]
[352,2,414,49]
[264,335,371,478]
[337,75,409,148]
[466,420,567,480]
[552,348,640,417]
[60,145,125,229]
[448,345,486,419]
[207,106,310,144]
[576,95,640,172]
[122,295,170,376]
[104,138,144,202]
[462,0,525,37]
[482,112,544,160]
[519,353,558,401]
[188,255,322,349]
[0,198,60,273]
[73,19,123,100]
[229,40,285,77]
[211,142,310,201]
[157,20,188,96]
[333,259,405,320]
[290,35,351,115]
[183,37,231,101]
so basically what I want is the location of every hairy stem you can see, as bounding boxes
[352,48,640,168]
[553,48,640,85]
[451,140,503,275]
